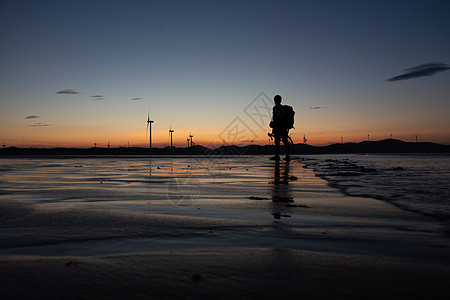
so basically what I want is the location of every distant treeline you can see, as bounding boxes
[0,139,449,156]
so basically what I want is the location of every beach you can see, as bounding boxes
[1,156,449,299]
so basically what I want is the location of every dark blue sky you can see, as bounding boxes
[1,0,449,146]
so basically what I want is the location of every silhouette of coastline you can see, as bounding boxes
[0,139,449,156]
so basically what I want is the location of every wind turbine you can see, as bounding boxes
[189,133,194,147]
[169,126,174,150]
[146,111,154,150]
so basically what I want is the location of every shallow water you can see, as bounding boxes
[301,154,450,221]
[1,155,448,258]
[0,156,326,223]
[0,156,282,202]
[1,155,448,223]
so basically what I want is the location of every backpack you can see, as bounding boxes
[283,105,295,129]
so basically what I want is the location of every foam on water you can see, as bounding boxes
[301,154,450,221]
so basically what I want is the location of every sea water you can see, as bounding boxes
[301,154,450,222]
[1,155,449,222]
[0,156,291,214]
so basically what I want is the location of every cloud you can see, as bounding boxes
[25,115,39,119]
[310,106,327,110]
[91,95,106,100]
[131,97,143,101]
[30,122,51,127]
[386,63,450,81]
[56,89,81,94]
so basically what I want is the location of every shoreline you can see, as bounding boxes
[1,139,449,157]
[299,154,450,233]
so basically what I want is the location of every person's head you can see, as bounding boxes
[274,95,282,104]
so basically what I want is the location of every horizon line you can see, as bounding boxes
[1,138,449,150]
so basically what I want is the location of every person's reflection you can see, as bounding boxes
[272,160,293,219]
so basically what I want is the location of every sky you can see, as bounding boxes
[1,0,449,148]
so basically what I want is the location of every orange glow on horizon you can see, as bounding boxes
[2,113,449,148]
[3,128,449,149]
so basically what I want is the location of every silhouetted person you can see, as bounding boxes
[269,95,294,161]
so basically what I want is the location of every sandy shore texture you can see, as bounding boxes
[1,248,450,300]
[1,156,449,299]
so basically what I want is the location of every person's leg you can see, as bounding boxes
[270,136,281,160]
[282,132,290,160]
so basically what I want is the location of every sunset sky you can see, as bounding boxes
[1,0,449,148]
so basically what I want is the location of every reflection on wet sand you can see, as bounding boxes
[271,160,294,219]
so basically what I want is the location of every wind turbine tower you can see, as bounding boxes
[189,133,194,147]
[147,112,154,150]
[169,126,174,150]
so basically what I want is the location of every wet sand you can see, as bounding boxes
[0,156,449,299]
[2,248,450,300]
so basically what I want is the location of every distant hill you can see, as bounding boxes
[0,139,448,156]
[318,139,450,154]
[216,139,450,155]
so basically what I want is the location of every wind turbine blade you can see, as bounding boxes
[146,114,149,140]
